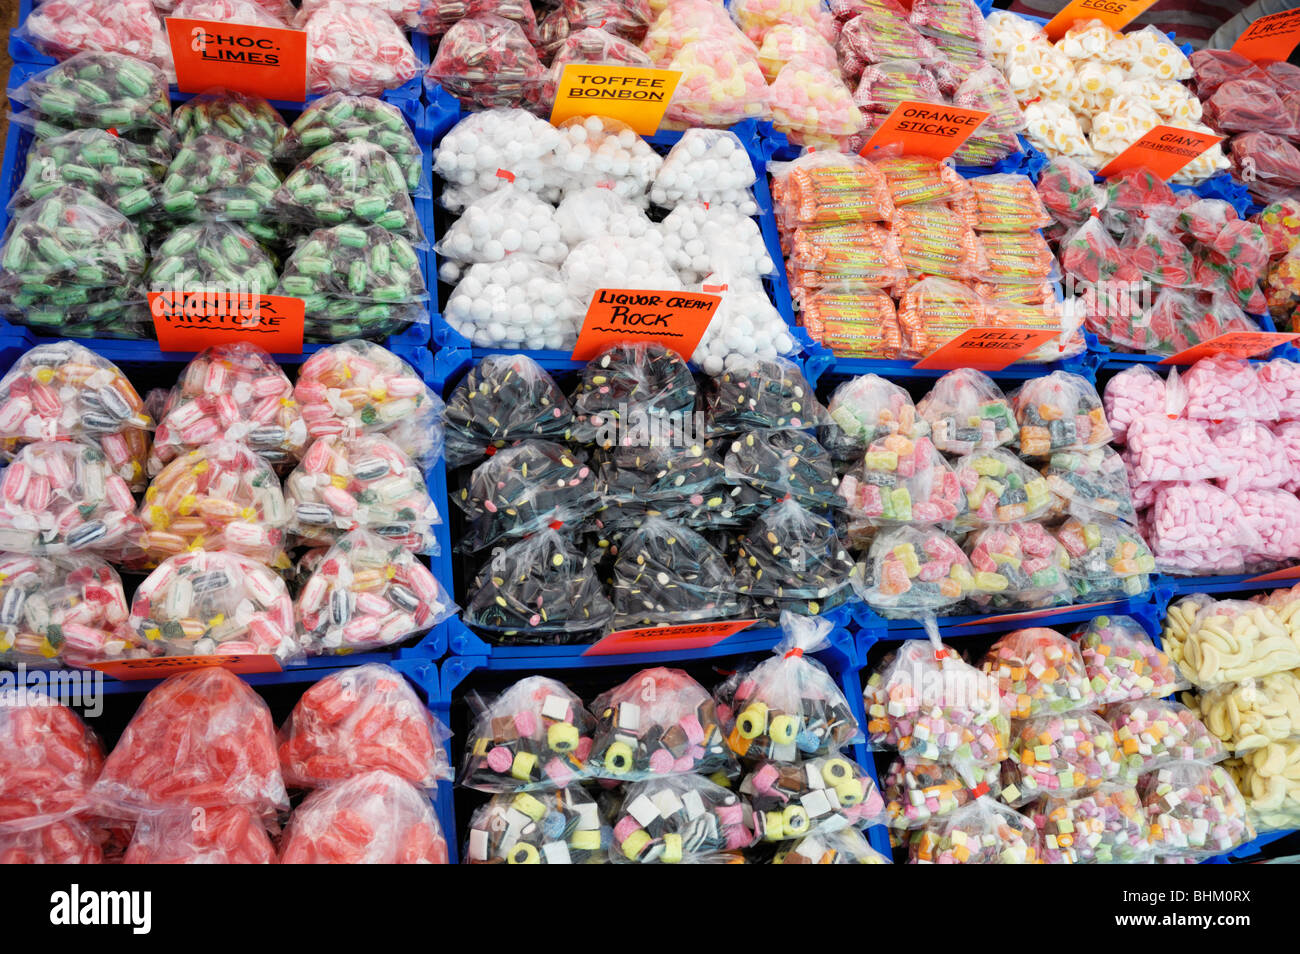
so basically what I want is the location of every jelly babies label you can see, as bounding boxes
[583,619,757,656]
[1160,331,1300,365]
[167,18,308,102]
[912,327,1059,372]
[1097,125,1224,181]
[859,101,989,162]
[550,65,682,136]
[1232,7,1300,63]
[572,288,720,361]
[1044,0,1160,40]
[149,290,305,353]
[87,654,283,681]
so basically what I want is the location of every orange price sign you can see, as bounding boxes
[167,18,307,102]
[549,65,682,136]
[1097,125,1224,181]
[912,327,1059,372]
[1044,0,1159,40]
[86,654,283,681]
[571,288,720,361]
[1232,7,1300,63]
[1245,565,1300,584]
[582,619,757,657]
[1159,331,1300,365]
[858,101,988,161]
[149,290,305,353]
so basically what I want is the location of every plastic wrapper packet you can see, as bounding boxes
[92,668,287,818]
[445,258,588,351]
[658,203,772,285]
[0,440,146,564]
[129,550,298,662]
[302,2,422,97]
[137,439,287,569]
[852,525,974,618]
[172,89,287,159]
[586,666,737,781]
[295,341,445,469]
[436,185,566,268]
[1231,132,1300,206]
[569,343,698,448]
[277,93,427,196]
[723,429,841,513]
[542,27,655,106]
[915,368,1018,455]
[773,827,891,863]
[1123,414,1226,483]
[279,770,448,863]
[284,434,441,554]
[980,626,1095,720]
[0,695,103,832]
[431,108,563,212]
[609,774,753,862]
[713,613,860,762]
[769,60,864,150]
[418,0,543,41]
[0,817,106,864]
[144,223,280,335]
[692,272,798,374]
[465,787,609,863]
[705,355,827,433]
[610,518,742,628]
[441,355,574,468]
[1139,760,1253,860]
[155,135,280,224]
[427,14,545,110]
[1028,785,1149,864]
[1000,710,1130,807]
[1042,445,1136,523]
[770,152,894,227]
[821,373,925,463]
[963,521,1072,612]
[662,36,770,129]
[278,664,451,790]
[0,342,152,490]
[14,0,166,65]
[122,805,276,864]
[460,676,596,792]
[296,530,455,655]
[1103,365,1167,446]
[1180,355,1281,422]
[881,754,1002,830]
[908,796,1040,863]
[743,750,884,842]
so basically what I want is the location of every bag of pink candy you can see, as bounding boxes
[427,14,545,110]
[1139,760,1254,860]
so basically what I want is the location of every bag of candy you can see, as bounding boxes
[609,518,742,628]
[1028,784,1150,864]
[464,787,608,863]
[442,355,574,467]
[851,525,974,617]
[773,827,892,863]
[908,795,1040,863]
[744,750,886,841]
[1139,760,1253,860]
[1011,371,1113,457]
[1001,709,1130,807]
[964,521,1072,612]
[1055,516,1155,601]
[981,626,1095,719]
[609,774,753,862]
[0,695,103,832]
[733,497,855,617]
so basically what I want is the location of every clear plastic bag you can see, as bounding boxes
[1139,760,1253,860]
[8,51,172,135]
[1037,155,1108,232]
[839,434,964,529]
[295,0,421,29]
[93,668,287,818]
[1193,670,1300,755]
[659,202,773,284]
[964,521,1072,612]
[1001,710,1130,807]
[553,188,658,248]
[144,223,280,330]
[1149,483,1263,563]
[295,341,445,468]
[852,59,942,113]
[16,0,165,65]
[1042,445,1136,523]
[542,27,654,105]
[442,354,573,467]
[733,497,855,617]
[432,108,563,212]
[981,626,1095,720]
[456,440,597,550]
[0,439,147,564]
[723,429,841,512]
[1228,739,1300,835]
[788,222,907,289]
[0,817,105,864]
[744,750,885,841]
[881,754,1001,831]
[1124,414,1225,483]
[1102,365,1166,446]
[1027,785,1149,864]
[147,342,303,476]
[714,612,860,761]
[799,283,901,357]
[464,787,609,863]
[284,434,441,553]
[908,795,1039,863]
[1211,420,1290,495]
[459,675,596,793]
[295,530,455,655]
[587,666,737,780]
[570,343,698,447]
[836,7,935,80]
[436,185,566,266]
[274,142,422,241]
[1182,355,1281,422]
[663,36,770,128]
[278,93,426,196]
[129,550,299,661]
[822,373,925,463]
[895,276,990,361]
[773,827,891,863]
[1172,598,1300,689]
[157,134,280,223]
[1012,371,1112,457]
[279,770,449,863]
[137,440,288,569]
[173,0,291,24]
[952,447,1052,527]
[173,89,288,159]
[1106,698,1226,777]
[1055,516,1155,601]
[0,695,103,832]
[769,60,864,149]
[706,355,827,433]
[427,14,545,110]
[562,235,681,305]
[445,259,588,351]
[552,115,663,204]
[303,2,422,97]
[11,129,164,220]
[851,525,973,617]
[692,272,798,375]
[123,805,276,864]
[916,368,1017,455]
[278,663,451,790]
[770,151,894,227]
[609,518,742,628]
[610,773,752,863]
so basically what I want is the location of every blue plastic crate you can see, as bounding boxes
[0,63,434,353]
[7,0,430,101]
[0,334,451,670]
[439,624,894,861]
[1156,570,1300,598]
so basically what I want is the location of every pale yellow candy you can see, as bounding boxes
[1075,61,1124,112]
[1091,104,1161,154]
[1024,100,1090,158]
[1056,19,1121,62]
[1192,669,1300,754]
[1123,26,1193,81]
[1228,741,1300,832]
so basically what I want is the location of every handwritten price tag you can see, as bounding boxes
[912,327,1059,372]
[550,65,681,135]
[1160,331,1300,365]
[86,654,283,681]
[582,619,757,657]
[859,101,988,161]
[1232,7,1300,63]
[1097,125,1224,181]
[572,288,720,361]
[166,18,307,101]
[149,290,305,353]
[1044,0,1159,40]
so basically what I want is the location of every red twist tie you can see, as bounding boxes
[496,169,516,182]
[784,647,804,659]
[970,782,990,798]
